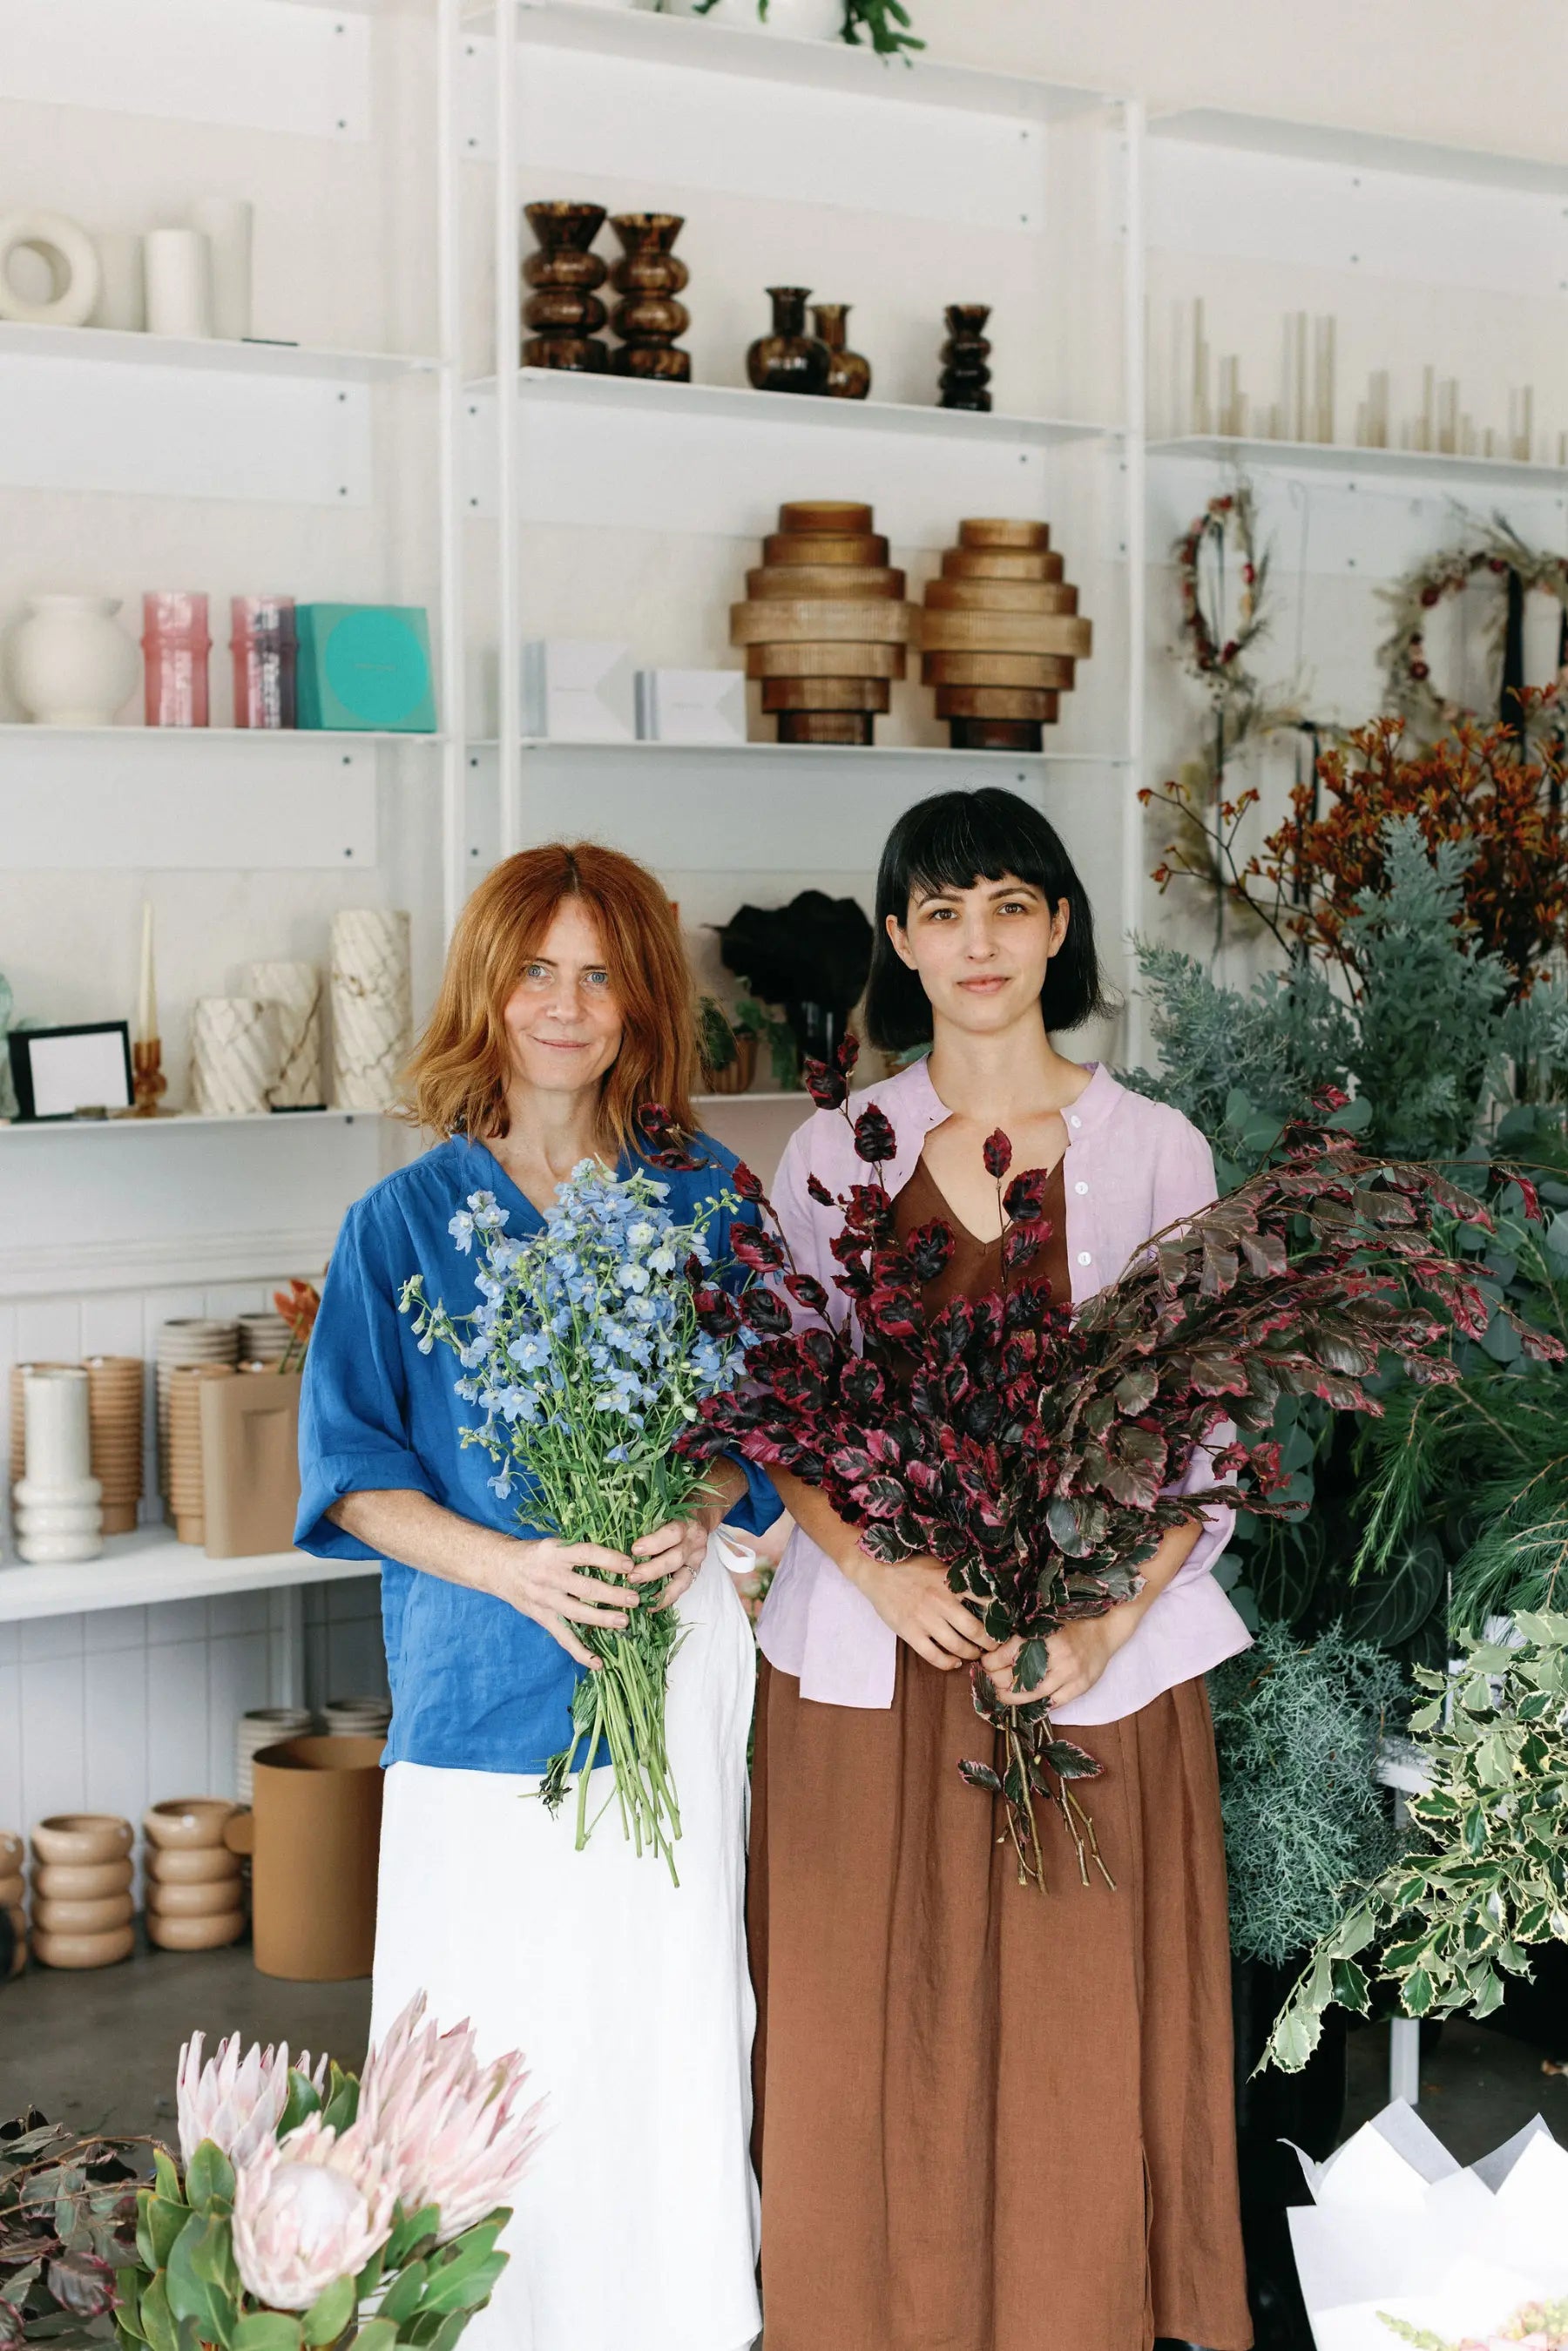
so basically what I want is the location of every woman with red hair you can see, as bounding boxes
[296,845,781,2351]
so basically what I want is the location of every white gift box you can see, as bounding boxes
[1289,2101,1568,2351]
[635,666,748,746]
[521,638,636,743]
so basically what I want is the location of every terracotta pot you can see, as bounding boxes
[149,1846,240,1887]
[33,1892,134,1936]
[0,1872,23,1908]
[226,1734,384,1981]
[144,1797,236,1849]
[0,1832,22,1876]
[33,1922,135,1969]
[30,1857,131,1901]
[32,1814,132,1868]
[146,1908,245,1953]
[146,1875,243,1920]
[702,1033,759,1097]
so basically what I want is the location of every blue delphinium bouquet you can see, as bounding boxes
[400,1163,744,1881]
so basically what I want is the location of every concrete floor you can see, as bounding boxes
[3,1928,1562,2161]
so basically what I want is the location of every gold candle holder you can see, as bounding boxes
[132,1037,169,1118]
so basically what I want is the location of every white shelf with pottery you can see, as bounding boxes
[0,1525,369,1625]
[0,723,446,749]
[502,738,1131,766]
[1148,435,1568,491]
[463,0,1111,128]
[1148,106,1568,195]
[0,1109,380,1140]
[0,321,441,383]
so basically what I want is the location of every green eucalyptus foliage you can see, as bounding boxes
[1210,1622,1404,1966]
[1262,1611,1568,2071]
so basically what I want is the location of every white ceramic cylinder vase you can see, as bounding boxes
[189,199,253,341]
[240,960,322,1107]
[190,997,280,1117]
[6,595,139,727]
[330,909,412,1111]
[17,1368,102,1564]
[145,229,213,340]
[91,233,145,332]
[664,0,843,32]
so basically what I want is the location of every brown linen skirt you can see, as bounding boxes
[748,1654,1252,2351]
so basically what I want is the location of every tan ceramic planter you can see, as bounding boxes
[226,1733,383,1981]
[32,1892,134,1936]
[32,1814,133,1868]
[5,1904,25,1976]
[145,1876,242,1920]
[33,1922,135,1969]
[31,1857,132,1901]
[148,1846,240,1887]
[1,1831,24,1875]
[0,1872,23,1908]
[146,1907,244,1953]
[143,1798,236,1850]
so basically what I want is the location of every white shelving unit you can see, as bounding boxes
[0,1530,368,1627]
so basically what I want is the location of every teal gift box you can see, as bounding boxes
[295,604,437,733]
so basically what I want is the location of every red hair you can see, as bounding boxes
[403,844,699,1151]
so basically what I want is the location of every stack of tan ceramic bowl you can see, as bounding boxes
[238,1312,291,1367]
[918,517,1092,752]
[144,1799,245,1951]
[156,1318,239,1512]
[84,1355,145,1537]
[1,1830,25,1978]
[8,1361,73,1497]
[236,1706,315,1806]
[167,1363,236,1545]
[30,1814,135,1969]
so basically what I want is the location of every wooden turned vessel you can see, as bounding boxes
[731,500,912,745]
[521,202,610,374]
[918,517,1092,751]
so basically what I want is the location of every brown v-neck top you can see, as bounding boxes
[891,1151,1071,1314]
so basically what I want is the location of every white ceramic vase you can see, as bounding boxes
[17,1368,102,1564]
[7,595,139,727]
[190,996,281,1117]
[189,199,253,341]
[145,228,213,340]
[91,233,145,332]
[663,0,844,33]
[241,961,323,1107]
[331,909,412,1111]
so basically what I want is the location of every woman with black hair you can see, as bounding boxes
[748,787,1253,2351]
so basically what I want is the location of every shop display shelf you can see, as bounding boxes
[1148,435,1568,490]
[0,1526,368,1623]
[0,321,441,384]
[0,1109,380,1139]
[1149,106,1568,195]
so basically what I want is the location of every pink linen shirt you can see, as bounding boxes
[754,1054,1254,1725]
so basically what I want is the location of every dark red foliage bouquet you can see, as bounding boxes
[652,1051,1558,1888]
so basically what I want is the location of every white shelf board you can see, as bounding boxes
[0,1527,370,1624]
[0,1110,379,1138]
[474,1,1110,124]
[0,322,440,384]
[0,725,445,750]
[473,368,1121,449]
[1149,105,1568,195]
[0,738,382,869]
[502,738,1131,767]
[1149,435,1568,491]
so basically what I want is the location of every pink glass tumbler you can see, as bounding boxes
[231,597,297,730]
[143,592,211,728]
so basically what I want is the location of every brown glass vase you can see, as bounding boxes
[747,287,830,395]
[608,213,692,382]
[810,302,871,401]
[522,200,609,374]
[939,301,993,412]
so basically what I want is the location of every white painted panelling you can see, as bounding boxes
[0,0,370,140]
[19,1655,86,1825]
[84,1643,149,1822]
[146,1637,214,1804]
[463,31,1051,228]
[1148,138,1568,299]
[0,360,374,505]
[0,745,379,872]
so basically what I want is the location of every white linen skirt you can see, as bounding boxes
[370,1541,761,2351]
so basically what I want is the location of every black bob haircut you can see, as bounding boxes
[864,786,1111,1052]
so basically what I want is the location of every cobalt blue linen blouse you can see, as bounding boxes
[294,1131,782,1775]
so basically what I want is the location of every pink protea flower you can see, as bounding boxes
[232,2116,395,2312]
[355,1993,544,2242]
[177,2032,329,2169]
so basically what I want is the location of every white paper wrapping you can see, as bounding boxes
[190,996,280,1117]
[241,959,323,1108]
[1289,2101,1568,2351]
[330,908,412,1111]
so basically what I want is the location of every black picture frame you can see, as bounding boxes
[8,1023,134,1121]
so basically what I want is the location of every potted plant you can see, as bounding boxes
[660,0,922,58]
[696,996,757,1096]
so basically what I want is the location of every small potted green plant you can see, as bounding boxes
[697,996,757,1097]
[662,0,921,60]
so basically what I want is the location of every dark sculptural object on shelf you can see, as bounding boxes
[939,301,993,412]
[747,287,831,395]
[608,213,692,382]
[522,200,610,374]
[810,303,872,401]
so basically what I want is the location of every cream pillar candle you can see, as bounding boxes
[241,960,323,1108]
[190,997,280,1117]
[330,909,412,1111]
[136,901,158,1044]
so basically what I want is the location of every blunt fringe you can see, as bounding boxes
[403,843,699,1152]
[865,786,1111,1052]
